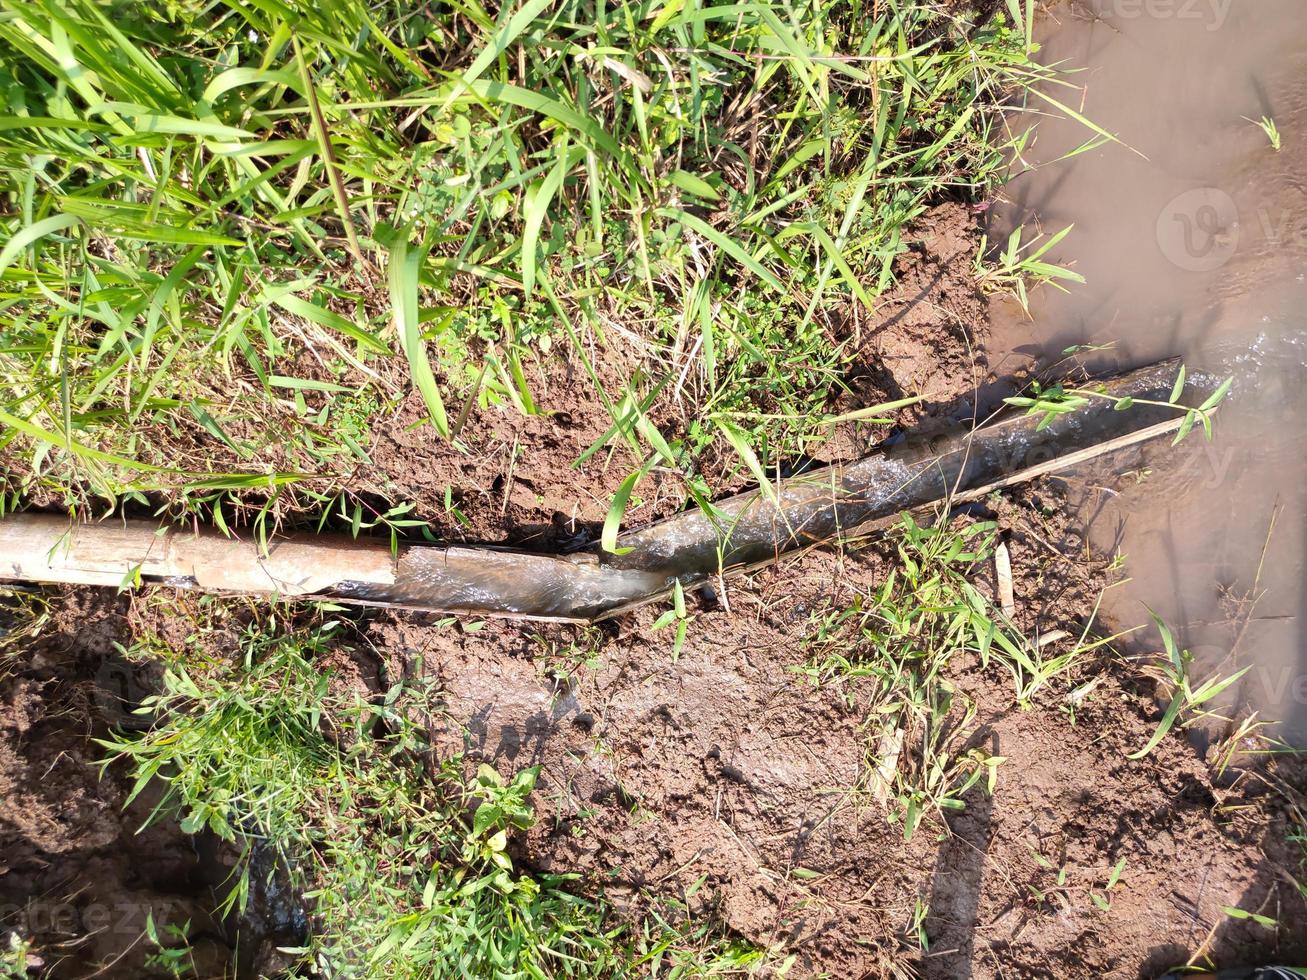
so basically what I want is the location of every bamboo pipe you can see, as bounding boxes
[0,359,1215,622]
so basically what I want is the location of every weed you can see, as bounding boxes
[0,587,52,662]
[974,223,1085,314]
[1127,612,1250,761]
[143,913,198,980]
[1089,857,1127,912]
[98,608,769,978]
[1005,364,1233,446]
[1026,847,1073,912]
[0,933,35,980]
[906,895,930,952]
[651,578,693,660]
[1221,905,1279,930]
[1291,822,1307,899]
[1245,114,1283,151]
[799,514,1094,839]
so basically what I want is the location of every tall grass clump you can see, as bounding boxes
[0,0,1062,520]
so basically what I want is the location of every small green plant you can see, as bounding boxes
[143,913,197,979]
[1245,115,1283,151]
[463,763,539,891]
[651,579,694,660]
[906,896,930,952]
[1089,857,1127,912]
[1220,905,1279,929]
[1027,848,1073,912]
[1291,821,1307,898]
[800,517,1025,838]
[1,932,35,980]
[1127,613,1250,760]
[1005,365,1233,446]
[975,223,1086,314]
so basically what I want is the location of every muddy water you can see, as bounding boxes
[989,0,1307,741]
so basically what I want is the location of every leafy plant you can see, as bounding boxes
[652,579,694,660]
[143,913,198,980]
[98,608,767,978]
[801,517,999,838]
[906,896,930,952]
[1127,613,1251,760]
[463,762,539,889]
[0,932,35,980]
[1220,905,1278,929]
[1089,857,1127,912]
[975,223,1085,314]
[1005,365,1233,446]
[1245,114,1283,151]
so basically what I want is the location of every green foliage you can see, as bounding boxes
[0,0,1065,515]
[1126,613,1251,761]
[143,913,199,979]
[0,932,35,980]
[974,223,1084,314]
[98,610,768,979]
[798,514,1099,839]
[1004,364,1233,443]
[1245,114,1282,151]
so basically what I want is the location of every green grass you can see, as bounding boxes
[98,604,773,978]
[0,0,1065,523]
[1125,611,1250,761]
[796,513,1108,839]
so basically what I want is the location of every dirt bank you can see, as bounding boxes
[0,590,235,978]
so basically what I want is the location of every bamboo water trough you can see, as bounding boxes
[0,360,1214,623]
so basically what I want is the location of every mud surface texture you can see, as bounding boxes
[0,591,238,978]
[368,490,1307,979]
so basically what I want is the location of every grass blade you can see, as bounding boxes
[294,36,367,270]
[388,235,449,438]
[601,463,649,555]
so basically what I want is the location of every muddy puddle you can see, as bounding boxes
[988,0,1307,742]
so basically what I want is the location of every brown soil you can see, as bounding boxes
[365,489,1307,979]
[3,202,1305,979]
[0,590,237,978]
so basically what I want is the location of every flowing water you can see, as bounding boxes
[988,0,1307,742]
